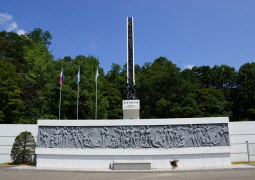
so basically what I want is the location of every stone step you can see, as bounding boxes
[113,162,151,170]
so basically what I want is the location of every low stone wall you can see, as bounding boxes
[0,120,254,165]
[35,118,231,169]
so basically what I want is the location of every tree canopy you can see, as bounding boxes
[11,131,36,164]
[0,29,254,123]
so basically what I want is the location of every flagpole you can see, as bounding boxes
[59,68,63,120]
[95,78,97,120]
[59,83,62,120]
[95,67,99,120]
[77,82,79,120]
[77,66,80,120]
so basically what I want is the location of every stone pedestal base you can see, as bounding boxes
[122,100,140,119]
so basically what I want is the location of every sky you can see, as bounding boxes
[1,0,255,73]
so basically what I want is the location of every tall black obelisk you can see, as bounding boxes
[125,17,136,100]
[123,17,140,119]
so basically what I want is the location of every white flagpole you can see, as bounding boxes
[77,82,79,120]
[95,78,97,120]
[77,66,80,120]
[95,67,99,120]
[59,68,63,120]
[59,83,62,120]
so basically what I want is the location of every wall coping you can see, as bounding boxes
[37,117,229,126]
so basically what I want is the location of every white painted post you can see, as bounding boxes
[246,141,251,163]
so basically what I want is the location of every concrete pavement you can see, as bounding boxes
[5,164,255,173]
[1,165,255,180]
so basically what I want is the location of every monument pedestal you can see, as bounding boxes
[122,100,140,119]
[35,118,231,169]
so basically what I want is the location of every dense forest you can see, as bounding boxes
[1,28,255,124]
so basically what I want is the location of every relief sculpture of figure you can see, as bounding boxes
[201,124,220,146]
[139,126,146,140]
[68,127,78,148]
[125,82,136,100]
[172,128,179,147]
[217,124,230,146]
[109,134,119,148]
[196,125,204,147]
[53,127,61,148]
[123,126,132,148]
[190,125,199,147]
[77,127,84,148]
[83,129,99,148]
[40,127,48,148]
[166,126,174,148]
[114,126,124,148]
[181,125,196,147]
[156,126,168,148]
[100,127,109,148]
[192,125,200,147]
[145,126,152,148]
[176,134,186,148]
[62,127,68,148]
[148,135,164,148]
[49,133,55,148]
[134,132,141,148]
[128,126,136,148]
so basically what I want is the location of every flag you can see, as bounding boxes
[59,69,64,84]
[95,68,99,82]
[76,67,80,83]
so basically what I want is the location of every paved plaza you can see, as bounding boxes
[1,164,255,180]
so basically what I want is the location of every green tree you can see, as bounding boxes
[11,131,36,164]
[236,62,255,120]
[170,88,232,118]
[0,31,28,72]
[73,55,108,119]
[211,65,236,89]
[25,28,52,47]
[195,88,232,117]
[137,57,182,118]
[104,63,125,119]
[19,29,54,123]
[192,65,213,88]
[0,29,54,123]
[173,68,202,117]
[43,55,108,119]
[0,61,24,123]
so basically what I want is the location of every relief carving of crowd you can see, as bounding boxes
[38,124,230,149]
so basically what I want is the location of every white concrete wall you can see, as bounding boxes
[35,118,231,169]
[0,124,38,164]
[229,121,255,162]
[36,153,231,169]
[0,120,254,165]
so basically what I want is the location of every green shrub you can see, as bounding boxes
[11,131,36,164]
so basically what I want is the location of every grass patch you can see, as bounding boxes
[0,162,36,165]
[0,162,14,165]
[232,161,255,164]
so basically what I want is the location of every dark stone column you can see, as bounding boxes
[125,17,136,100]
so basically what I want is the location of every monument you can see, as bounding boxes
[123,17,140,119]
[35,17,231,170]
